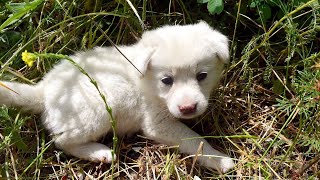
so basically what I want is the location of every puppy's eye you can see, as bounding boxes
[196,72,207,81]
[161,76,173,85]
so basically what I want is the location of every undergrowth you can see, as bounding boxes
[0,0,319,179]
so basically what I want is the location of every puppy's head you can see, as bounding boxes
[135,21,229,119]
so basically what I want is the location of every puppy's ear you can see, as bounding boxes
[212,31,230,64]
[197,21,230,64]
[215,43,229,64]
[135,47,155,77]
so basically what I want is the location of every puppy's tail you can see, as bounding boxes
[0,81,44,114]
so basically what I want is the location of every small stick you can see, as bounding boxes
[190,141,204,176]
[0,81,19,94]
[296,153,320,177]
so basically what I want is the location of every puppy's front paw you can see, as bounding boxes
[91,149,116,163]
[219,157,235,173]
[204,156,235,173]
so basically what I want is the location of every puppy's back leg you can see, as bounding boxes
[58,142,114,163]
[54,132,115,163]
[53,116,115,163]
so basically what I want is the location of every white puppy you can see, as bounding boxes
[0,21,234,173]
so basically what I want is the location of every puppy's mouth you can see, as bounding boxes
[179,112,199,119]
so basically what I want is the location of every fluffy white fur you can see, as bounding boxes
[0,21,234,173]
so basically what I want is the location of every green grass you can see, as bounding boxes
[0,0,320,179]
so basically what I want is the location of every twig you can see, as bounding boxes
[296,153,320,176]
[0,81,19,94]
[87,16,144,76]
[189,141,203,176]
[125,0,146,30]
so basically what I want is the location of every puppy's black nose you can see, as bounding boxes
[179,103,197,115]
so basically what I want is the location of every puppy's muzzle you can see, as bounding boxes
[178,103,197,115]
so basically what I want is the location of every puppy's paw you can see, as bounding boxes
[61,143,116,164]
[219,157,235,173]
[90,149,116,163]
[203,156,235,173]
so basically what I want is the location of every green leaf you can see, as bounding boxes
[259,4,272,21]
[12,131,28,150]
[5,3,30,13]
[207,0,224,15]
[198,0,209,3]
[267,0,281,7]
[292,0,309,7]
[0,31,22,49]
[249,0,257,8]
[0,0,44,32]
[250,1,256,8]
[272,79,284,95]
